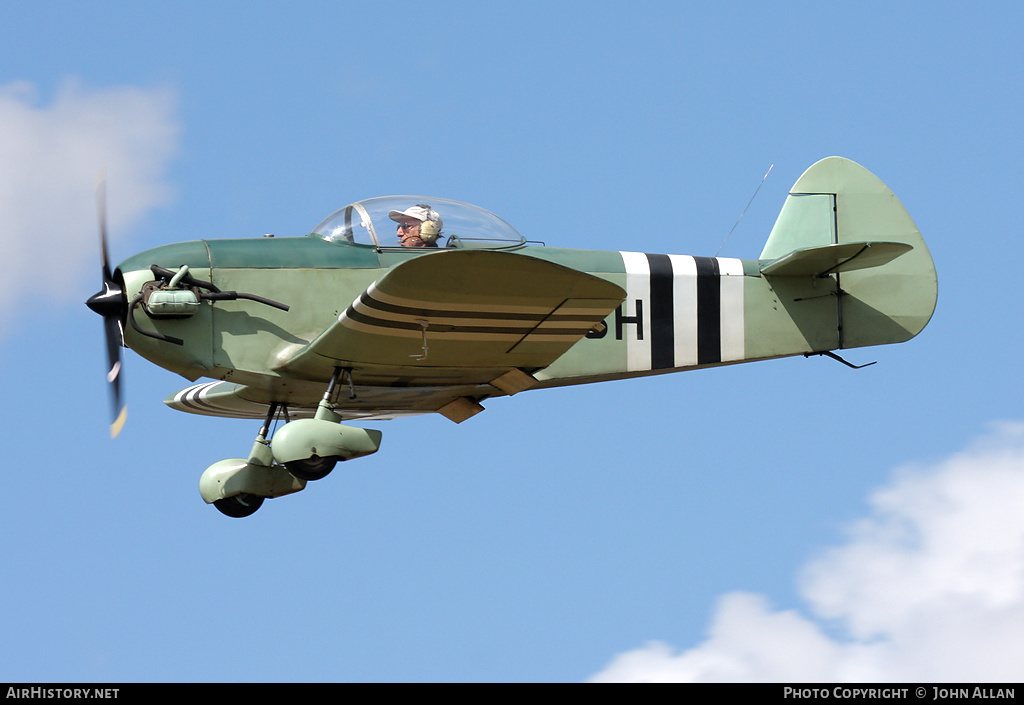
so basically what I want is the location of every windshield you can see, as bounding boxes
[309,195,526,250]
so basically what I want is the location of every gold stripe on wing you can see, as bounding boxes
[366,283,557,315]
[339,308,585,342]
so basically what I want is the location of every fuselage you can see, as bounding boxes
[114,159,938,420]
[117,234,832,410]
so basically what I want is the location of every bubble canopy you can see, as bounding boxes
[309,196,526,250]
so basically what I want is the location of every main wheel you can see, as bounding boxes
[213,493,264,518]
[285,455,337,481]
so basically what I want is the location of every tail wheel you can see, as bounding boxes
[213,493,264,518]
[285,456,337,481]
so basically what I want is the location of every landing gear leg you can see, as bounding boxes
[248,401,280,468]
[270,367,382,479]
[283,368,344,481]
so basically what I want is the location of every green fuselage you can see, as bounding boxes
[118,235,870,416]
[116,157,937,421]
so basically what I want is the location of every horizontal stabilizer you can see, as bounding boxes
[760,241,913,277]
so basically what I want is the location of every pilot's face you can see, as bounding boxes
[397,220,424,247]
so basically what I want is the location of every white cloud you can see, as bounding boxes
[0,79,178,328]
[590,422,1024,682]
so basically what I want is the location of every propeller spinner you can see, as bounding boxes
[85,174,128,438]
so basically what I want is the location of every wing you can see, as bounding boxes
[278,249,625,381]
[166,250,623,423]
[164,380,486,421]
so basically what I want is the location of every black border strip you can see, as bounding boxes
[694,257,721,365]
[646,253,675,370]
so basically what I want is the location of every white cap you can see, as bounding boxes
[388,204,443,232]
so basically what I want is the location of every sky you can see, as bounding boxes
[1,1,1022,683]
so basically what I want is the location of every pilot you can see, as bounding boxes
[389,204,443,248]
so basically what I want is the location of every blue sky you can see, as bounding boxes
[2,1,1023,682]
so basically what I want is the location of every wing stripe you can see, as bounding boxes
[341,281,615,343]
[353,290,606,326]
[365,283,557,315]
[342,305,594,338]
[175,382,224,413]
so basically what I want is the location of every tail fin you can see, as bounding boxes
[759,157,937,350]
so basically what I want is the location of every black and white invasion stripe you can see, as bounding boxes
[620,251,745,371]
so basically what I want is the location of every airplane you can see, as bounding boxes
[86,157,937,518]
